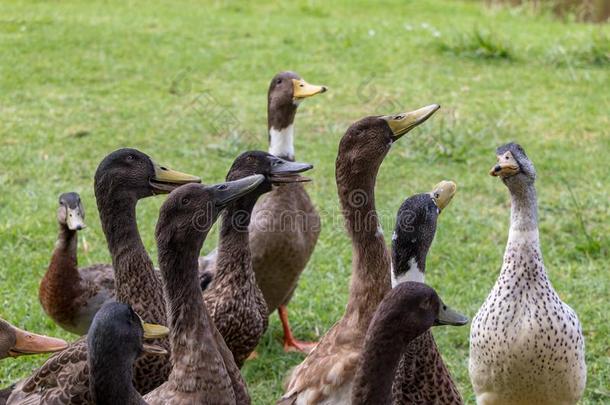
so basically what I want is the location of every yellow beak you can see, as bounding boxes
[381,104,440,141]
[430,180,457,211]
[142,322,170,340]
[292,79,327,99]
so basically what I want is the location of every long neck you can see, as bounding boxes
[42,224,83,306]
[268,101,297,161]
[268,124,295,161]
[214,201,255,285]
[90,353,141,405]
[508,180,539,237]
[97,193,165,324]
[337,161,391,327]
[160,234,222,392]
[352,315,426,404]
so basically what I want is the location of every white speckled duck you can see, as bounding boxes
[469,143,586,405]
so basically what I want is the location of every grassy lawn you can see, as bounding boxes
[0,0,608,403]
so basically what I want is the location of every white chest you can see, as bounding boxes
[469,235,586,404]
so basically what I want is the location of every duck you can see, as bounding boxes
[7,148,200,404]
[469,143,586,405]
[39,192,115,335]
[0,318,67,360]
[389,181,466,404]
[351,282,468,405]
[199,71,327,352]
[279,104,440,404]
[88,302,169,405]
[144,177,263,404]
[203,151,314,367]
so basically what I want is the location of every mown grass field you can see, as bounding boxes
[0,0,608,403]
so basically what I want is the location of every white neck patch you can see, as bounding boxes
[391,257,424,287]
[269,124,295,159]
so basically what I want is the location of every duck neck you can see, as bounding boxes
[90,352,140,405]
[268,101,297,161]
[502,179,546,281]
[97,193,165,323]
[268,124,295,161]
[214,200,255,286]
[507,179,539,239]
[337,161,391,326]
[45,224,82,293]
[391,250,426,287]
[160,233,219,392]
[352,313,427,404]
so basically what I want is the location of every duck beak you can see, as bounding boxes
[489,162,520,177]
[142,343,168,356]
[150,162,201,194]
[8,327,68,357]
[65,207,86,231]
[269,160,313,184]
[141,322,170,340]
[292,79,327,100]
[435,301,469,327]
[214,174,265,207]
[430,180,457,211]
[381,104,440,142]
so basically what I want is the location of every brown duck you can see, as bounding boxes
[388,181,467,404]
[39,192,115,335]
[6,148,200,404]
[199,71,327,352]
[203,151,314,367]
[351,282,468,405]
[279,104,440,404]
[144,178,261,405]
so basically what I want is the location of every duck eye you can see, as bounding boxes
[127,155,135,161]
[181,198,190,205]
[277,79,282,84]
[434,193,440,198]
[443,305,447,310]
[395,114,404,120]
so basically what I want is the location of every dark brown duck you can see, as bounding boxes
[203,151,314,367]
[145,178,261,404]
[352,282,467,405]
[7,148,200,404]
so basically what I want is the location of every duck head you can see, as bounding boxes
[88,302,168,364]
[378,282,468,337]
[490,143,536,188]
[268,71,327,160]
[94,148,201,201]
[0,318,68,359]
[227,150,313,194]
[337,104,440,177]
[57,192,86,231]
[88,302,168,403]
[155,175,265,249]
[391,181,456,286]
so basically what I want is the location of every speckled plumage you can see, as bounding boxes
[390,192,463,405]
[469,143,586,405]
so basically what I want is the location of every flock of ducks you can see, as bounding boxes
[0,71,586,404]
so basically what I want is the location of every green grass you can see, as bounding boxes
[0,0,608,403]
